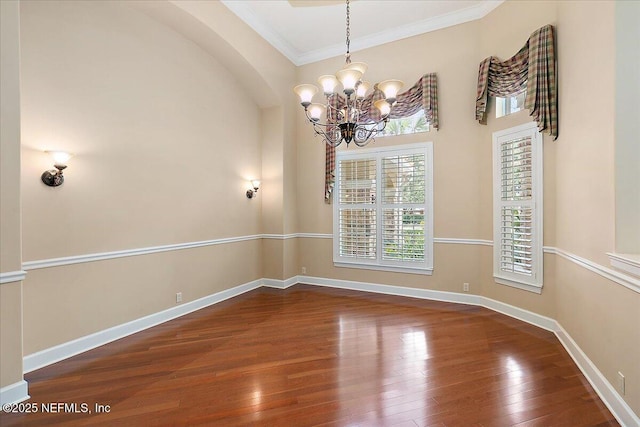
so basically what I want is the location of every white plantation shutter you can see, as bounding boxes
[381,154,426,262]
[334,143,433,274]
[338,158,377,260]
[500,206,533,274]
[493,123,543,292]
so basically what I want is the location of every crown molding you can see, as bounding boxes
[221,1,504,66]
[220,0,301,64]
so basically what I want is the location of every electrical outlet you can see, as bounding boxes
[618,371,625,395]
[302,267,307,274]
[176,292,182,303]
[463,283,470,292]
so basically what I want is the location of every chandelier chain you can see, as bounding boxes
[345,0,351,63]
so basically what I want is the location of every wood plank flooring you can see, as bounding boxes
[1,284,618,426]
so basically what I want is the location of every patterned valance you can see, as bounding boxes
[476,25,557,139]
[325,73,439,202]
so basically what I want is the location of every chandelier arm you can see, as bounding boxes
[303,108,342,130]
[351,118,389,146]
[325,103,345,121]
[325,93,354,120]
[311,122,343,147]
[352,138,372,147]
[352,126,378,147]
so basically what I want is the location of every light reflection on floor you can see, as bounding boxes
[338,314,430,423]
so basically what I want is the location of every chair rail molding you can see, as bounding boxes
[607,253,640,278]
[0,270,26,285]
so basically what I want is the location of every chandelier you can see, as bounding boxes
[293,0,404,147]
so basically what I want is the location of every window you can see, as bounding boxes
[334,143,433,274]
[379,109,430,137]
[496,92,526,118]
[493,122,543,293]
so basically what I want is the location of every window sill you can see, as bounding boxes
[494,276,543,294]
[334,261,433,275]
[607,253,640,278]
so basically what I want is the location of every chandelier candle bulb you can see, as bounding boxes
[293,84,318,107]
[318,75,339,95]
[308,104,324,121]
[356,81,370,99]
[374,99,391,117]
[335,68,362,95]
[378,80,404,104]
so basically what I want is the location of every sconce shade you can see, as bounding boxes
[47,150,73,167]
[42,151,73,187]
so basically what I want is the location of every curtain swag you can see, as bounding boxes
[475,24,557,140]
[325,73,439,202]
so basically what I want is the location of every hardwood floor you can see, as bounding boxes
[1,284,618,426]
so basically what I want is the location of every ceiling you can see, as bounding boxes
[220,0,504,65]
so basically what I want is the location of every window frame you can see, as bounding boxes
[492,122,544,293]
[333,142,434,275]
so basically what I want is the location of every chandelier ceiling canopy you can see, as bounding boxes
[293,0,404,147]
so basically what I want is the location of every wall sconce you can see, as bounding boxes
[41,151,73,187]
[246,180,261,199]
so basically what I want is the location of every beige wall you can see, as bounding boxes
[554,1,616,266]
[0,0,24,389]
[17,0,290,355]
[20,0,262,259]
[554,0,639,413]
[23,243,261,354]
[158,1,300,279]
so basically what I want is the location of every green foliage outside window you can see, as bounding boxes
[379,110,429,137]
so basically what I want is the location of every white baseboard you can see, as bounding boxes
[555,324,640,427]
[299,275,482,306]
[0,380,29,405]
[262,276,298,289]
[482,296,557,332]
[299,275,556,331]
[23,279,263,373]
[21,276,638,425]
